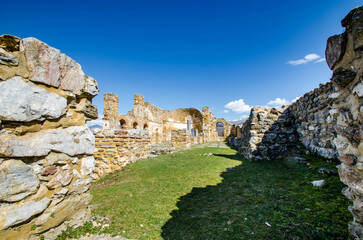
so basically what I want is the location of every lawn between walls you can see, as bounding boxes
[57,143,351,240]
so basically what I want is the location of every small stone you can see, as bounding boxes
[80,156,95,176]
[331,68,357,87]
[41,166,58,176]
[318,168,338,176]
[46,169,73,189]
[0,53,18,66]
[311,180,326,187]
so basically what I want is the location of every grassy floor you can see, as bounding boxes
[58,143,351,240]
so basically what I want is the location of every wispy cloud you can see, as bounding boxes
[224,99,251,113]
[267,98,290,107]
[223,110,229,113]
[288,53,324,66]
[314,58,325,63]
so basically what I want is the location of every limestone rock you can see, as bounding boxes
[76,98,98,120]
[0,53,18,66]
[0,126,95,157]
[83,75,99,97]
[21,37,61,87]
[331,68,357,87]
[325,33,347,70]
[58,52,86,94]
[0,160,40,202]
[0,198,50,230]
[41,166,58,176]
[311,180,326,187]
[0,77,67,122]
[46,169,73,189]
[80,156,95,176]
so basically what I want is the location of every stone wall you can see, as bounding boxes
[93,130,151,180]
[171,129,191,149]
[0,35,98,239]
[290,82,339,158]
[325,7,363,239]
[230,7,363,238]
[235,106,297,161]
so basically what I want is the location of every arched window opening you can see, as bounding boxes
[143,124,148,130]
[216,122,224,137]
[120,119,126,129]
[133,122,138,129]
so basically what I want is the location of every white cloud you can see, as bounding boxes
[314,58,325,63]
[223,109,229,113]
[304,53,321,61]
[224,99,251,113]
[267,98,290,107]
[288,53,322,66]
[291,96,300,103]
[87,115,103,127]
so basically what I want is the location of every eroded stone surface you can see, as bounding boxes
[325,33,347,70]
[0,160,39,202]
[0,126,95,157]
[0,198,50,230]
[21,37,61,87]
[0,76,67,122]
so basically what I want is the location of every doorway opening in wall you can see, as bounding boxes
[216,122,224,137]
[120,119,126,129]
[133,122,138,129]
[143,124,148,130]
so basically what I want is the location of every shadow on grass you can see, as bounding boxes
[161,153,350,240]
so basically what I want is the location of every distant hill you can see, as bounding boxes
[228,116,249,126]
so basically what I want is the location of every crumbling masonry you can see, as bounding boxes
[229,7,363,239]
[0,6,362,240]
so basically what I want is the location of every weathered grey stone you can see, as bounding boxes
[0,53,18,66]
[311,180,326,187]
[325,33,347,70]
[80,156,95,176]
[353,83,363,97]
[69,178,91,195]
[0,77,67,122]
[0,160,39,202]
[21,37,61,87]
[59,53,85,94]
[83,76,99,97]
[76,98,98,120]
[46,169,73,189]
[331,68,357,87]
[0,198,50,230]
[0,126,95,157]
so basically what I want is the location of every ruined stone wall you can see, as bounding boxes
[235,106,297,161]
[230,7,363,238]
[325,7,363,239]
[290,82,339,158]
[171,129,191,149]
[0,35,98,239]
[93,130,151,180]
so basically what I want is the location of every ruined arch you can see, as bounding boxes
[118,117,128,129]
[132,121,139,129]
[216,122,224,137]
[143,122,149,130]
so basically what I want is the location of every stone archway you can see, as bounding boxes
[132,121,139,129]
[216,122,224,137]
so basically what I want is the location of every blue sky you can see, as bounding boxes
[1,0,359,122]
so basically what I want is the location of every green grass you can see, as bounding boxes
[57,143,351,240]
